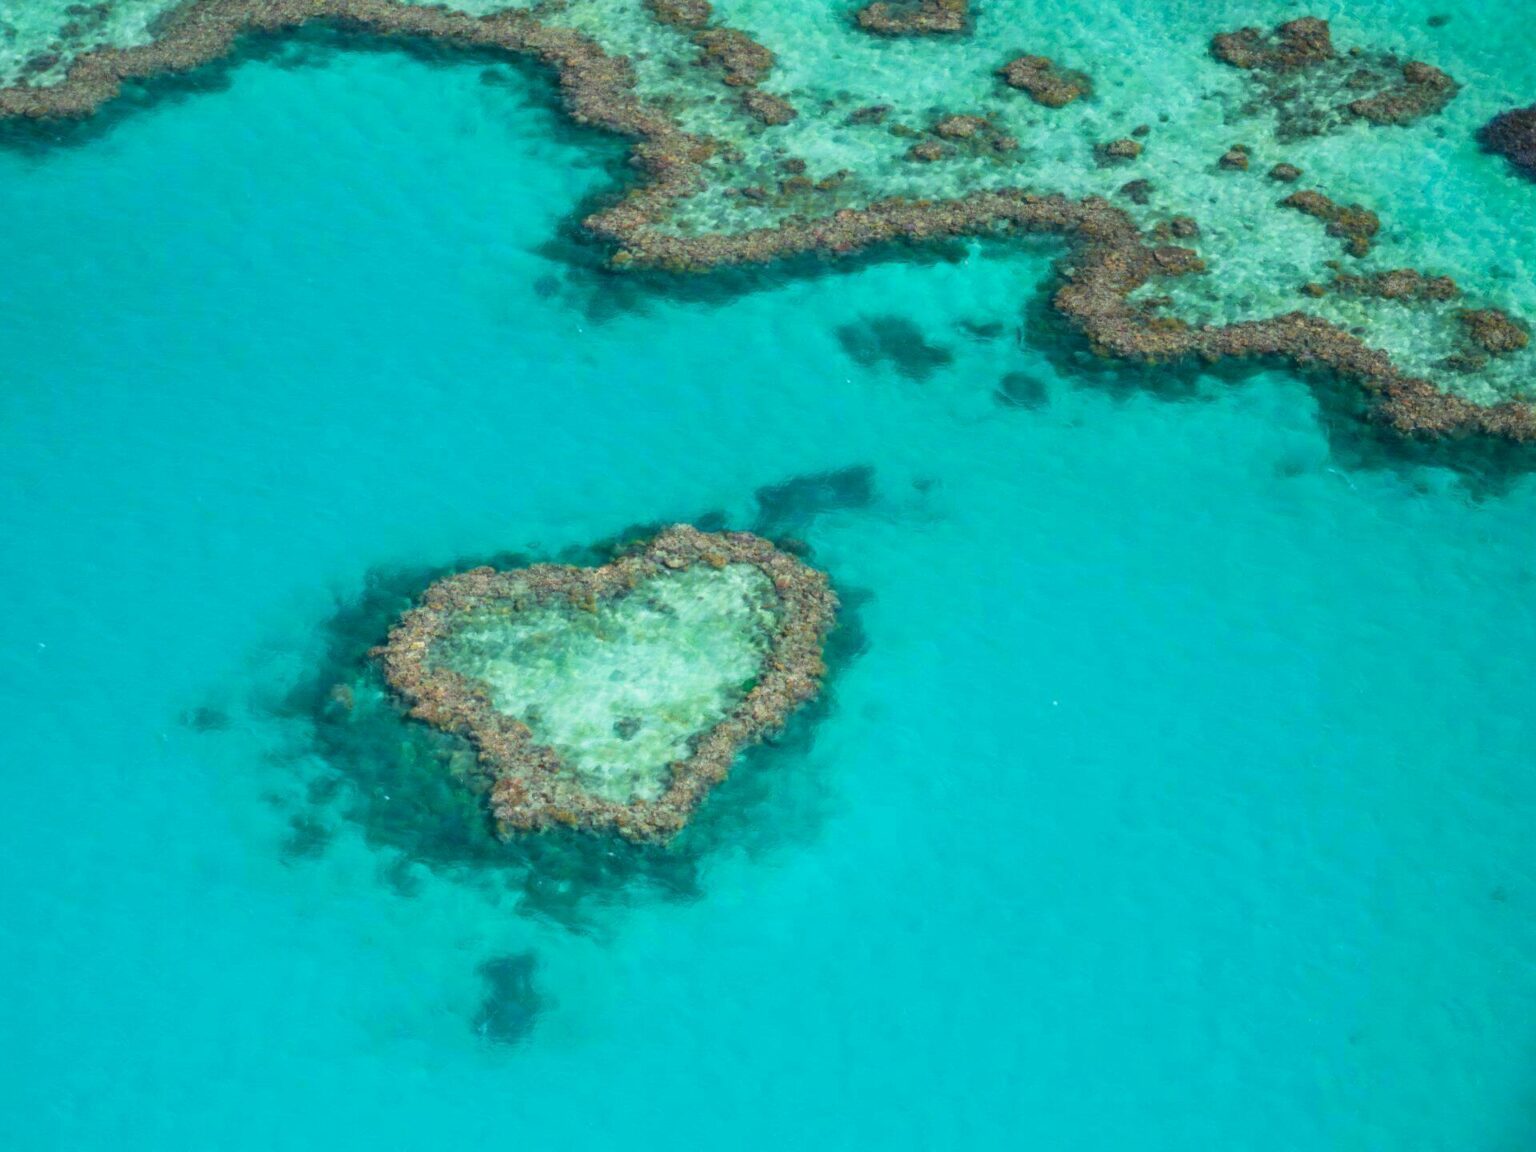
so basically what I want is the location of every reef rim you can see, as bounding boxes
[374,525,837,842]
[2,0,1532,442]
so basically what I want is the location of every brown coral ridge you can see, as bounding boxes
[376,526,838,843]
[998,55,1092,108]
[912,113,1017,159]
[1280,190,1380,257]
[1479,105,1536,182]
[1460,309,1531,356]
[1324,268,1459,302]
[1212,17,1335,71]
[1212,17,1458,139]
[854,0,969,37]
[645,0,795,125]
[2,0,1532,442]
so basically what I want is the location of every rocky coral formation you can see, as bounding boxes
[1212,17,1458,140]
[740,88,796,126]
[647,0,795,123]
[1097,137,1143,164]
[1327,268,1459,302]
[853,0,968,36]
[1460,309,1531,356]
[1280,190,1380,257]
[377,526,837,842]
[1212,17,1334,71]
[926,113,1017,155]
[1219,144,1250,171]
[1346,60,1457,126]
[645,0,712,27]
[1479,105,1536,181]
[998,55,1092,108]
[691,27,772,87]
[0,0,1530,442]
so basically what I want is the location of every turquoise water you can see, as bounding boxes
[3,22,1536,1152]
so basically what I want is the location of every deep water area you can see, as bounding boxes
[3,16,1536,1152]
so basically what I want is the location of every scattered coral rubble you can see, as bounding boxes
[1212,17,1459,139]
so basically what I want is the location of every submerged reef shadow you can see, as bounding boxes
[752,465,877,537]
[244,525,868,934]
[837,315,956,381]
[473,951,547,1045]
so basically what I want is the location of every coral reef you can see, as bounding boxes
[1479,105,1536,181]
[0,0,1530,441]
[1280,190,1381,257]
[1097,137,1143,164]
[376,526,837,842]
[1218,144,1250,171]
[998,55,1092,108]
[1212,17,1458,140]
[853,0,968,37]
[1460,309,1531,356]
[1327,268,1459,302]
[1212,17,1334,71]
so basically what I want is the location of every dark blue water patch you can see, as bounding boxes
[472,952,547,1046]
[180,704,231,732]
[280,813,333,862]
[752,466,876,536]
[836,315,956,380]
[994,371,1050,409]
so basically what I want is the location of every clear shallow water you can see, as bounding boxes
[2,30,1536,1152]
[438,561,778,803]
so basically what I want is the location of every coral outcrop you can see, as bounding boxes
[998,55,1092,108]
[1212,17,1458,140]
[1328,269,1459,302]
[853,0,968,36]
[1460,309,1531,356]
[376,526,837,842]
[1280,190,1380,257]
[1479,105,1536,181]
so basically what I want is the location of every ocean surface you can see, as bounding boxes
[2,7,1536,1150]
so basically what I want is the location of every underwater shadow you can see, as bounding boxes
[473,951,548,1045]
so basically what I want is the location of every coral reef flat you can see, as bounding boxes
[1,0,1533,435]
[3,1,1536,1150]
[378,526,837,839]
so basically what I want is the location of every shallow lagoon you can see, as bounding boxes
[2,24,1536,1152]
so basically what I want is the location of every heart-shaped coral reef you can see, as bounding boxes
[376,526,837,841]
